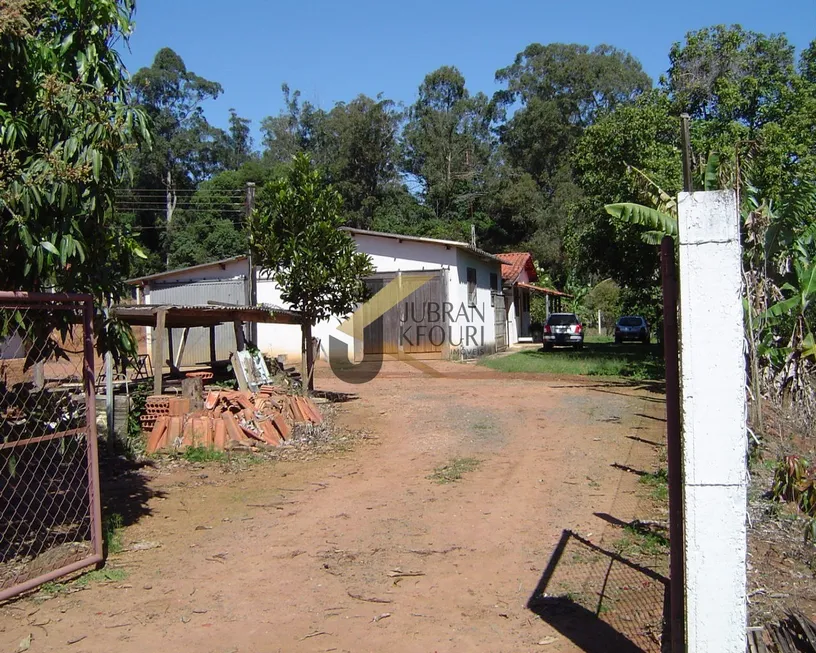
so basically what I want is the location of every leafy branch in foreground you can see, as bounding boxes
[0,0,151,366]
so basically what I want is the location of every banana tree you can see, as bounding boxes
[761,256,816,403]
[604,165,678,245]
[603,156,722,244]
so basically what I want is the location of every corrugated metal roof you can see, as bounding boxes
[127,255,248,285]
[343,227,503,264]
[113,303,303,327]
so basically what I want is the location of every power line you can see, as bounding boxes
[115,189,246,195]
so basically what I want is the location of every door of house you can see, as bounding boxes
[519,288,531,338]
[493,292,507,352]
[362,271,444,358]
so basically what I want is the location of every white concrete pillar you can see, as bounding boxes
[677,190,746,652]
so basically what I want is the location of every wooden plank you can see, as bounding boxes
[174,327,191,369]
[230,351,249,392]
[233,318,246,352]
[363,278,385,355]
[209,326,217,362]
[152,308,166,395]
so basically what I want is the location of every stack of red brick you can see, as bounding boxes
[140,396,191,432]
[144,387,323,454]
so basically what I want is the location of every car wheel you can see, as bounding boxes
[542,344,553,352]
[615,337,622,345]
[642,337,650,344]
[574,343,583,351]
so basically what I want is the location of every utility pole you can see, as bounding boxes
[245,182,257,345]
[165,170,177,267]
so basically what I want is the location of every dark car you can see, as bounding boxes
[615,316,650,344]
[543,313,584,350]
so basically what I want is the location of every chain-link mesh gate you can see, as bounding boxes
[0,292,102,600]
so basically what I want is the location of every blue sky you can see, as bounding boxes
[121,0,815,142]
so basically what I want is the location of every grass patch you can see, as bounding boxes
[73,567,128,587]
[428,457,481,484]
[481,341,664,380]
[639,468,669,503]
[38,567,128,596]
[103,512,124,555]
[183,446,227,463]
[614,523,669,557]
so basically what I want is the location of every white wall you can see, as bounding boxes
[506,267,532,346]
[451,250,500,358]
[312,234,460,362]
[255,274,303,360]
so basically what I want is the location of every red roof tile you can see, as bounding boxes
[497,252,537,283]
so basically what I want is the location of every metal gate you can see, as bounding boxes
[494,291,508,352]
[151,279,248,366]
[0,292,102,600]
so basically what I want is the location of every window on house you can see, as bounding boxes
[467,267,477,307]
[489,273,498,307]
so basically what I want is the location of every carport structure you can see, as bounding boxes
[113,304,304,395]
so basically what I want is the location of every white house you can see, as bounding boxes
[497,252,570,345]
[128,228,507,365]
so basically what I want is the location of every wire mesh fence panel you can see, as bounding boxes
[0,293,102,600]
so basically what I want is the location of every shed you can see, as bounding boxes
[112,304,303,395]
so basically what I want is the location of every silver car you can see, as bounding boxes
[543,313,584,350]
[615,316,650,344]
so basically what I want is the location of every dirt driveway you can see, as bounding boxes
[0,360,667,653]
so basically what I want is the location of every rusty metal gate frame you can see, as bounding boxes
[0,291,102,601]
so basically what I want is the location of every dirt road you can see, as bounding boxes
[0,361,667,653]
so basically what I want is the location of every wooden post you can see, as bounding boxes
[105,351,114,438]
[545,294,550,320]
[174,327,190,370]
[245,183,258,345]
[182,376,204,411]
[233,319,246,352]
[209,326,217,363]
[167,327,176,376]
[152,308,166,396]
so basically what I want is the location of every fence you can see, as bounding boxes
[0,292,102,600]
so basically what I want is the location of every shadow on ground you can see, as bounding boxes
[528,530,668,653]
[98,443,164,531]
